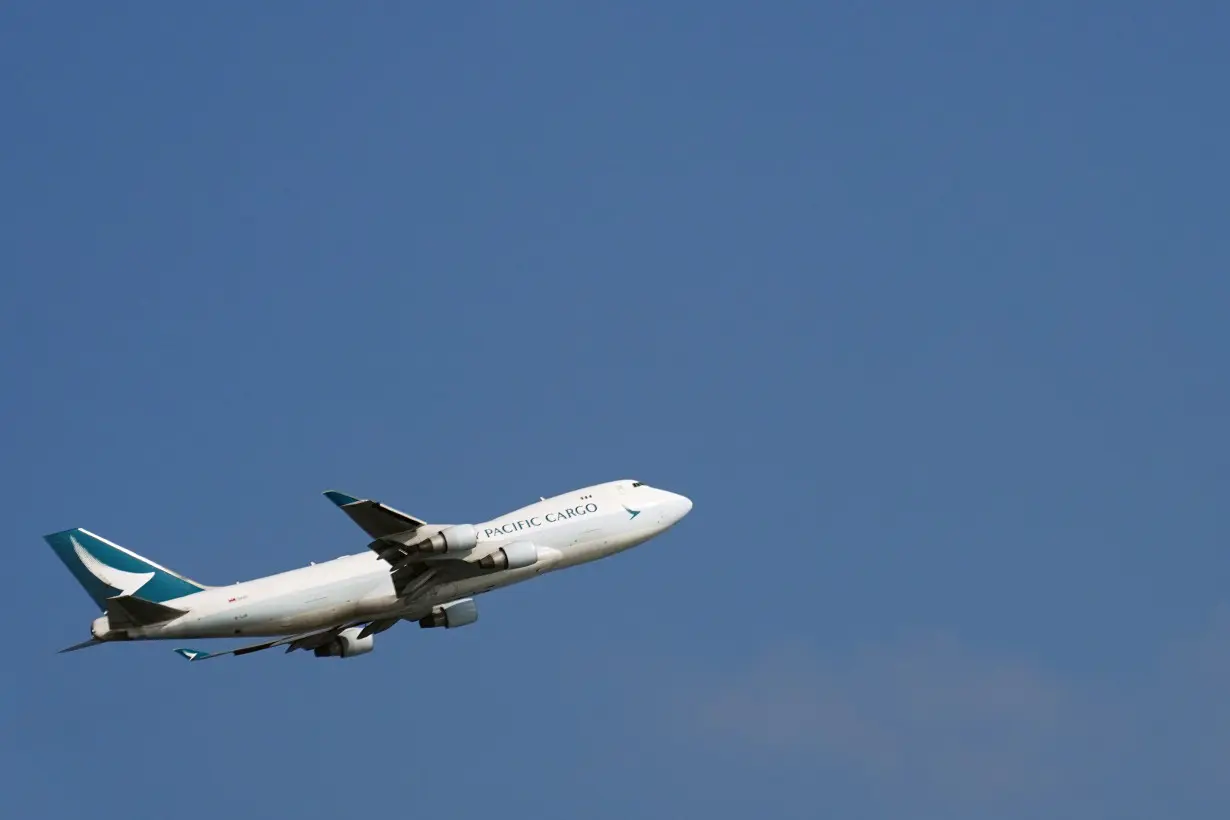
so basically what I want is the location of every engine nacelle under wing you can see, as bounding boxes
[418,597,479,629]
[313,626,374,658]
[414,524,479,555]
[477,541,538,571]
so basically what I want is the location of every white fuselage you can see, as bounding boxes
[99,480,691,642]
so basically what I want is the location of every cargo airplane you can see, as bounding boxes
[43,479,692,661]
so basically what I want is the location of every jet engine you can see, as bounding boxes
[418,597,479,629]
[412,523,479,555]
[477,541,538,571]
[313,626,374,658]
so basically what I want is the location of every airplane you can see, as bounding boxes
[41,479,691,662]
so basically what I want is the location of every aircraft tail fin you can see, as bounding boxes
[42,528,209,609]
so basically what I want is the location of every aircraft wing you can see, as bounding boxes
[173,625,352,662]
[321,489,482,598]
[323,490,429,539]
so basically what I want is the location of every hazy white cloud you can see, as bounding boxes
[1143,606,1230,795]
[692,633,1078,803]
[660,609,1230,816]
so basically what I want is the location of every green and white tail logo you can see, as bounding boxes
[43,528,208,607]
[71,536,154,596]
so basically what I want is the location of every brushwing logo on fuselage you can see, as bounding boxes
[71,536,154,597]
[623,505,641,519]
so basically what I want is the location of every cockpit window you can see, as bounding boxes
[631,482,644,487]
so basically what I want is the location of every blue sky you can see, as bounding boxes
[2,4,1228,817]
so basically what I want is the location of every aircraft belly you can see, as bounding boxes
[162,571,395,638]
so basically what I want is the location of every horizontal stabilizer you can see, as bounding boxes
[106,595,186,629]
[58,638,105,654]
[174,648,213,662]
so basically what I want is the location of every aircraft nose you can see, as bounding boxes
[667,492,692,522]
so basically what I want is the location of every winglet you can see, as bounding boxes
[323,490,361,508]
[174,648,211,662]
